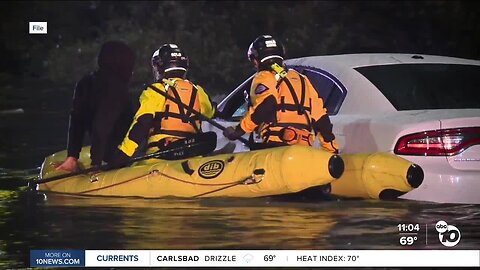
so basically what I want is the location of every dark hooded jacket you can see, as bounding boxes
[66,41,136,166]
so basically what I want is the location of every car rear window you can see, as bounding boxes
[288,65,347,115]
[355,64,480,110]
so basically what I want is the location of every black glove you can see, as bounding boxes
[223,125,246,141]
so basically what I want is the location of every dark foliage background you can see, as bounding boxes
[1,1,479,108]
[0,0,479,168]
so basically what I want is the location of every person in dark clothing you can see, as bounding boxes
[55,40,136,172]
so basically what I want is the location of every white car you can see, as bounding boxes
[203,53,480,204]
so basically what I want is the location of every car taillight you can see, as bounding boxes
[394,127,480,156]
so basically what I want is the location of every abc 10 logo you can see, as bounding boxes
[435,220,461,247]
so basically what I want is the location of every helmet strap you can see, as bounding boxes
[152,65,162,82]
[253,59,260,69]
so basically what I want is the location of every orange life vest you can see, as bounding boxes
[152,79,201,138]
[260,69,314,146]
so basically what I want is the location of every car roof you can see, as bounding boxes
[285,53,480,114]
[285,53,480,69]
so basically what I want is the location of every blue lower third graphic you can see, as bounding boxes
[30,250,85,267]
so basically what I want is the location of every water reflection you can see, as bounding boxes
[1,189,479,268]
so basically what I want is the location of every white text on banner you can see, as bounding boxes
[83,250,480,267]
[85,250,150,267]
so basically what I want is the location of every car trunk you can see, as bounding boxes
[440,114,480,171]
[393,109,480,172]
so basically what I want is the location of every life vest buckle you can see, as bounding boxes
[279,127,314,146]
[271,63,287,78]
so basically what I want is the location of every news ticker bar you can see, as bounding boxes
[30,249,480,267]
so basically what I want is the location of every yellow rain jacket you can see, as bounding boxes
[119,78,215,156]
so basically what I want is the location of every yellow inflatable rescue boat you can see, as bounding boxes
[38,145,344,198]
[333,152,423,200]
[37,145,423,200]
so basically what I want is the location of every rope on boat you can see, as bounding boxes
[78,168,265,197]
[79,172,151,194]
[150,168,265,198]
[150,169,262,186]
[191,169,265,198]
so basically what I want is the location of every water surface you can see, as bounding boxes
[0,109,479,269]
[0,189,479,268]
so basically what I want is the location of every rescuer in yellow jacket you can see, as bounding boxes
[223,35,339,153]
[114,44,216,162]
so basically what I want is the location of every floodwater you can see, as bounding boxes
[0,191,479,268]
[1,108,480,269]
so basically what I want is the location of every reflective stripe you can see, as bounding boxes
[164,67,187,72]
[260,55,284,62]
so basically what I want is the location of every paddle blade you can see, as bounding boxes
[154,132,217,160]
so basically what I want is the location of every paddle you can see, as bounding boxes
[151,81,254,148]
[31,132,217,186]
